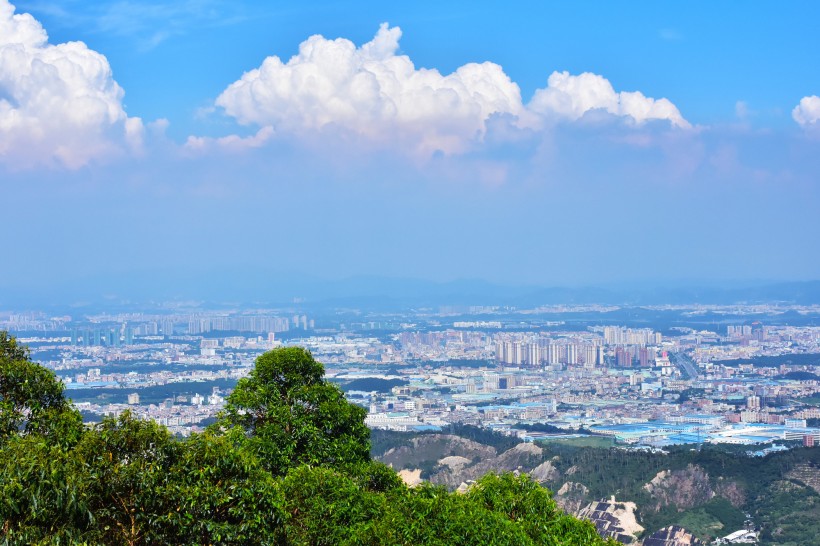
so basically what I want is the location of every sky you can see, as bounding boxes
[1,0,820,300]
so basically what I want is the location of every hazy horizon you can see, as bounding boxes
[3,269,820,310]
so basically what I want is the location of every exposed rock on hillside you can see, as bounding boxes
[438,455,472,473]
[397,468,423,487]
[529,460,559,483]
[714,477,746,508]
[642,525,702,546]
[423,441,545,490]
[643,465,714,512]
[555,481,590,514]
[381,434,496,469]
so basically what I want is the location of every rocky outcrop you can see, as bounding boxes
[642,525,701,546]
[714,477,746,508]
[397,468,423,487]
[643,465,714,512]
[489,442,543,469]
[438,455,472,473]
[529,460,559,483]
[426,441,546,490]
[578,498,644,544]
[381,434,496,469]
[554,481,590,514]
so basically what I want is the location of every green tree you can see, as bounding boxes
[354,482,534,546]
[0,331,82,446]
[75,412,179,546]
[465,473,612,545]
[216,347,371,474]
[0,331,29,362]
[0,435,91,544]
[282,465,388,546]
[156,429,286,545]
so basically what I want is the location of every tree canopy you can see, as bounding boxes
[216,347,371,474]
[0,331,82,445]
[0,332,614,545]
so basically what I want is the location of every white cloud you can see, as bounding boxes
[215,23,522,155]
[792,95,820,126]
[528,71,690,128]
[184,126,274,153]
[213,24,690,155]
[0,0,142,168]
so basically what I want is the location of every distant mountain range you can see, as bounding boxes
[2,270,819,310]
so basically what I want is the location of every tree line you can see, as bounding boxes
[0,331,614,545]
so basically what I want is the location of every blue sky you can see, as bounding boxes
[2,0,820,297]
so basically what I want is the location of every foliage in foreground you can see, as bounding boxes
[0,332,613,545]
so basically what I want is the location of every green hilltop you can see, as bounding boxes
[0,331,614,545]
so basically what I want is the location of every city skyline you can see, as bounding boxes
[2,0,820,295]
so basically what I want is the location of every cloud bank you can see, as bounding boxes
[793,95,820,126]
[529,71,689,128]
[213,24,689,155]
[0,0,142,169]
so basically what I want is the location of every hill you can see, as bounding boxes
[372,429,820,545]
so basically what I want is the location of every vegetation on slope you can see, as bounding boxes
[0,331,613,545]
[373,425,820,544]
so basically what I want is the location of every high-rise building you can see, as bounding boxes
[583,346,598,368]
[495,341,505,362]
[545,343,561,365]
[638,347,651,368]
[527,343,540,367]
[616,347,631,367]
[604,326,624,345]
[161,320,175,337]
[511,341,523,365]
[566,344,578,365]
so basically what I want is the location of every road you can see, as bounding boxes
[669,351,699,379]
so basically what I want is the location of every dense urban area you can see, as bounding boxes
[5,302,820,448]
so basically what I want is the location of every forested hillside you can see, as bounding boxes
[0,332,612,545]
[373,428,820,545]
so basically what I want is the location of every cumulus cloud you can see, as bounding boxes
[0,0,142,168]
[792,95,820,126]
[212,24,690,156]
[215,23,522,155]
[529,71,690,128]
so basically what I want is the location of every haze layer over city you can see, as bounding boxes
[2,1,820,545]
